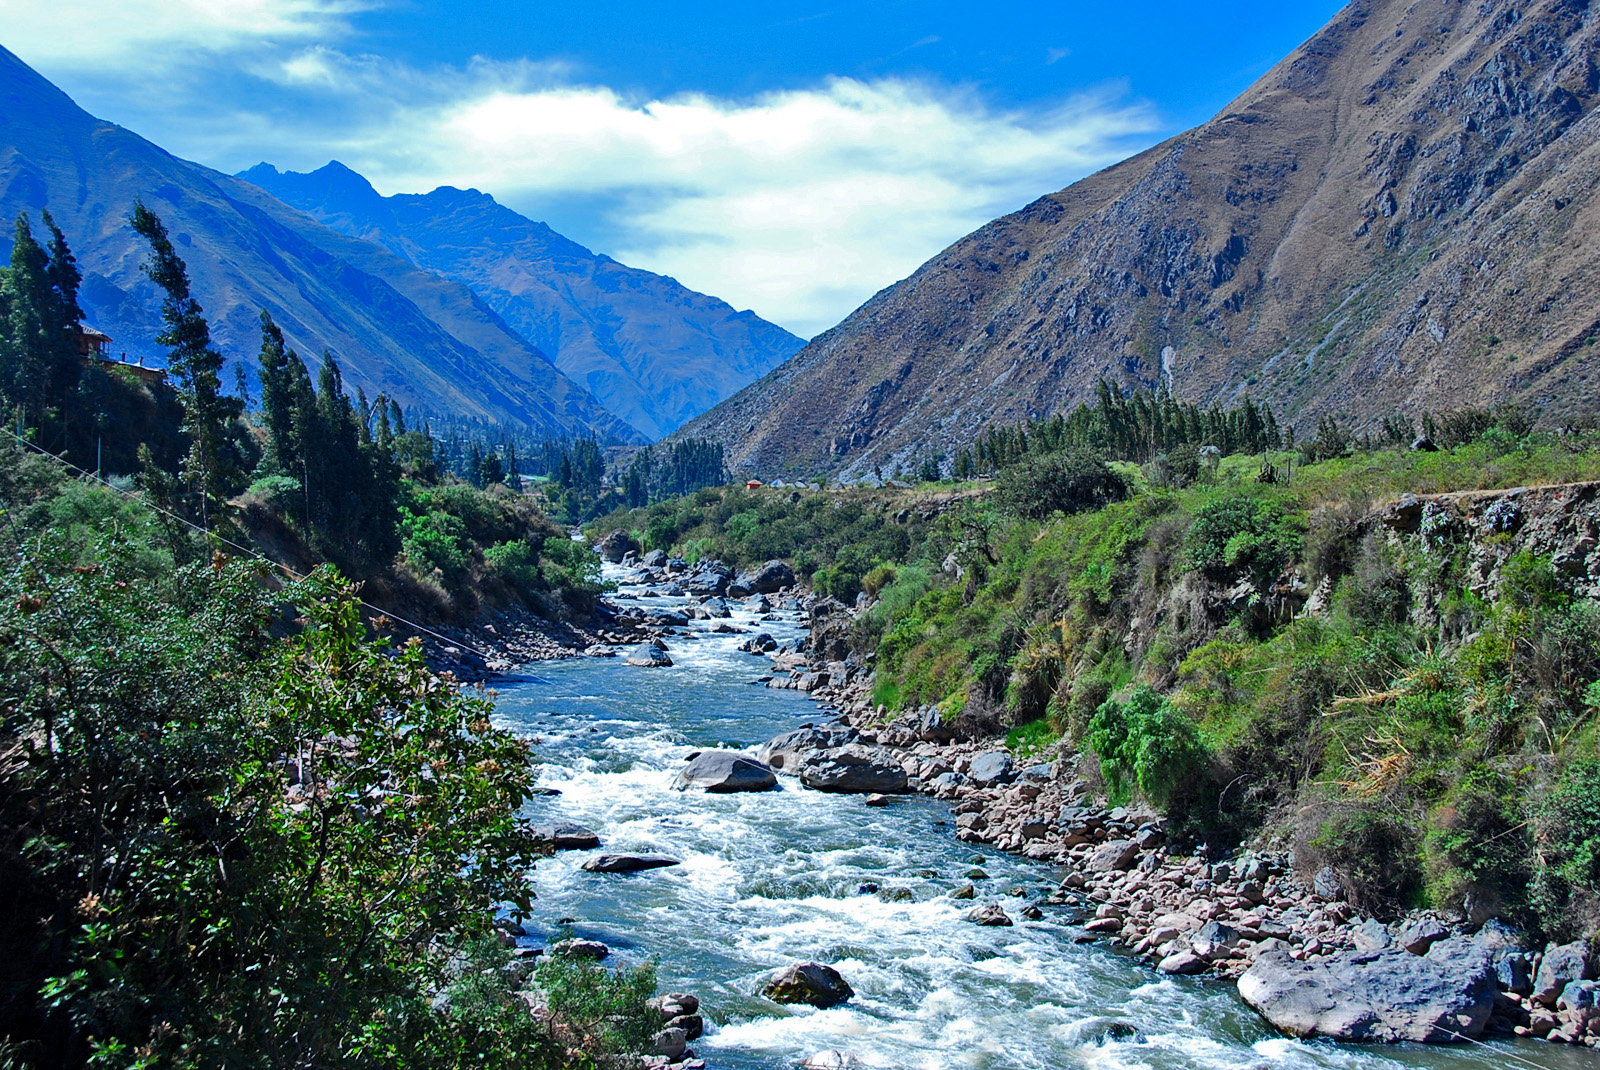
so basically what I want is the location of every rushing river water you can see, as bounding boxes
[493,568,1587,1070]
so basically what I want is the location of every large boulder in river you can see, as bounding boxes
[626,642,673,667]
[530,822,601,850]
[797,744,908,794]
[684,562,733,596]
[761,962,854,1008]
[732,559,795,596]
[598,529,639,563]
[756,725,858,771]
[582,853,682,873]
[673,751,778,793]
[1237,946,1498,1043]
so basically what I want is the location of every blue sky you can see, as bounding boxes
[4,1,1341,336]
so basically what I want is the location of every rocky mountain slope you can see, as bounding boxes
[681,0,1600,478]
[238,162,805,440]
[0,46,640,443]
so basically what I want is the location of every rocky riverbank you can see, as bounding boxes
[602,555,1600,1053]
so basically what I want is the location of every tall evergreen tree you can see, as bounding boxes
[131,204,241,524]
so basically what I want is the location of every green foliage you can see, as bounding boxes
[401,506,472,576]
[0,509,556,1065]
[485,539,539,588]
[533,957,659,1059]
[1185,493,1302,589]
[1005,717,1059,757]
[994,448,1129,520]
[1087,686,1208,808]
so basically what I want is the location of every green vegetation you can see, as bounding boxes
[865,421,1600,935]
[0,439,658,1067]
[589,483,937,601]
[615,385,1600,937]
[0,207,599,627]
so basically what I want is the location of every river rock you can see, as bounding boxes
[648,992,700,1020]
[797,744,909,794]
[967,751,1016,786]
[1158,950,1210,975]
[549,938,610,961]
[967,904,1013,926]
[799,1052,861,1070]
[927,771,968,797]
[673,750,778,793]
[700,597,732,618]
[641,549,667,568]
[738,632,778,653]
[530,821,601,850]
[581,853,682,873]
[1190,920,1242,960]
[1087,838,1140,872]
[627,642,674,667]
[598,529,639,563]
[762,962,854,1008]
[732,559,796,596]
[650,1027,687,1059]
[1351,919,1391,952]
[1397,917,1449,955]
[1496,952,1533,995]
[756,725,858,771]
[1237,946,1498,1043]
[1533,940,1596,1007]
[685,562,733,596]
[950,884,976,900]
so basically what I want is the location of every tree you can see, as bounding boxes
[994,448,1129,520]
[130,203,242,525]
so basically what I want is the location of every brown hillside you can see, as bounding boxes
[681,0,1600,478]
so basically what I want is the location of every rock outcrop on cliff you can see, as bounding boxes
[681,0,1600,477]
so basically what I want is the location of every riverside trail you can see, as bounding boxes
[493,563,1588,1070]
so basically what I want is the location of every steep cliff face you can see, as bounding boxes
[682,0,1600,478]
[0,47,642,443]
[239,162,805,441]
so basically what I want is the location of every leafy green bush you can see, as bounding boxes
[1185,493,1302,589]
[401,506,471,576]
[1087,686,1208,808]
[995,448,1129,520]
[1532,760,1600,935]
[485,539,539,589]
[534,956,659,1059]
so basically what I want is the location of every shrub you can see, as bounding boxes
[1086,685,1208,808]
[1532,760,1600,935]
[995,448,1129,520]
[401,507,471,576]
[486,539,539,589]
[1185,493,1302,590]
[1304,805,1423,911]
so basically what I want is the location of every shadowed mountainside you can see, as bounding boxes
[0,46,641,443]
[680,0,1600,478]
[238,162,805,440]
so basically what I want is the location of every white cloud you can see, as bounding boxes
[335,70,1157,335]
[2,1,1160,336]
[0,0,361,66]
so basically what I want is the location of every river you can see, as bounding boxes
[494,566,1587,1070]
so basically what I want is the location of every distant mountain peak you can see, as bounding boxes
[243,161,804,440]
[679,0,1600,477]
[0,50,641,444]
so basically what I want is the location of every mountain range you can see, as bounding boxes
[679,0,1600,478]
[238,162,804,442]
[0,45,802,445]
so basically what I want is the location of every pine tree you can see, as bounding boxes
[131,204,241,525]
